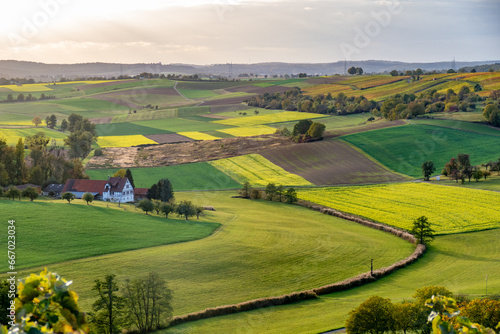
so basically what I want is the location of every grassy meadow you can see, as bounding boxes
[0,199,218,271]
[343,123,500,178]
[1,191,415,315]
[161,228,500,333]
[86,162,241,191]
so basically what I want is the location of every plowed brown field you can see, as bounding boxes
[260,139,407,185]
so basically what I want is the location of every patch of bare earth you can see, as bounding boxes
[86,135,296,169]
[260,139,407,186]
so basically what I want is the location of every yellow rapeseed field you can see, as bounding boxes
[299,183,500,234]
[97,135,158,148]
[216,125,277,137]
[0,83,53,92]
[213,111,325,127]
[178,132,220,140]
[209,154,313,187]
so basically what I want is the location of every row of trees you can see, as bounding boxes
[245,88,376,115]
[346,286,500,333]
[0,186,39,201]
[379,85,483,120]
[442,154,499,183]
[240,181,298,204]
[483,90,500,126]
[3,92,56,103]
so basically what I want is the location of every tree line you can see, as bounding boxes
[239,181,298,204]
[2,93,56,103]
[245,88,376,116]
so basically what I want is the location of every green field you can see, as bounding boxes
[161,228,500,333]
[299,183,500,234]
[0,199,218,271]
[86,162,241,190]
[2,191,414,315]
[343,124,500,178]
[177,89,219,99]
[410,119,500,136]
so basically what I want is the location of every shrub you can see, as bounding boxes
[93,148,103,156]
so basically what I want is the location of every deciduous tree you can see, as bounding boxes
[410,216,435,245]
[176,200,196,220]
[345,295,394,334]
[22,187,39,201]
[421,161,436,181]
[91,274,124,334]
[62,192,76,203]
[137,199,154,215]
[32,116,42,127]
[83,192,94,205]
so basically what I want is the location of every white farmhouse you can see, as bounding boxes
[102,177,135,203]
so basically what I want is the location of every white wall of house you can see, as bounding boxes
[102,179,135,203]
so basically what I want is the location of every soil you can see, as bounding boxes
[86,134,297,169]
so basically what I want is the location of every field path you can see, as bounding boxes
[173,81,195,101]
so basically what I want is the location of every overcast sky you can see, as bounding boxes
[0,0,498,64]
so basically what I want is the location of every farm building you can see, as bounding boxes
[42,184,64,198]
[134,188,149,200]
[62,177,135,203]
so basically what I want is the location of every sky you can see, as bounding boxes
[0,0,499,65]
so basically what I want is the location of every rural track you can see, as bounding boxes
[173,81,195,102]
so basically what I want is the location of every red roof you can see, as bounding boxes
[106,177,129,192]
[134,188,149,196]
[63,179,108,195]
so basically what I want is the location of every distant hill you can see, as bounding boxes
[0,59,498,80]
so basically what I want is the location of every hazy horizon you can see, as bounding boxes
[1,0,499,65]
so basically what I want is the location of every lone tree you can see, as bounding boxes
[410,216,435,245]
[32,116,42,127]
[62,192,76,203]
[137,199,154,215]
[421,161,436,181]
[6,187,21,201]
[83,192,94,205]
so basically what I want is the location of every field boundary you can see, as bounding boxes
[168,200,425,328]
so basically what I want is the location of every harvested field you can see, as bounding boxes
[86,135,296,168]
[260,139,408,185]
[328,119,407,137]
[144,134,193,144]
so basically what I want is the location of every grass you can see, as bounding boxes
[177,131,220,140]
[111,109,179,123]
[212,111,327,127]
[1,191,414,315]
[97,135,158,148]
[86,163,241,191]
[160,228,500,333]
[0,112,35,126]
[52,98,128,113]
[209,154,313,187]
[216,125,277,137]
[426,111,485,122]
[429,171,500,192]
[0,199,218,271]
[342,123,500,178]
[410,119,500,136]
[268,113,373,132]
[298,182,500,234]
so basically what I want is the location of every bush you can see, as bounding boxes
[93,148,103,157]
[345,296,394,334]
[250,189,261,199]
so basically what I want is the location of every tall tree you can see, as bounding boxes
[347,66,357,75]
[123,272,173,332]
[421,161,435,181]
[22,187,39,201]
[15,138,26,183]
[124,169,135,188]
[91,274,124,334]
[159,178,174,203]
[60,119,68,132]
[410,216,435,245]
[240,181,251,198]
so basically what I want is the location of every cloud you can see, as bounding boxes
[0,0,498,64]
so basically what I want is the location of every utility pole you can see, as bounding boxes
[371,259,373,276]
[486,274,488,296]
